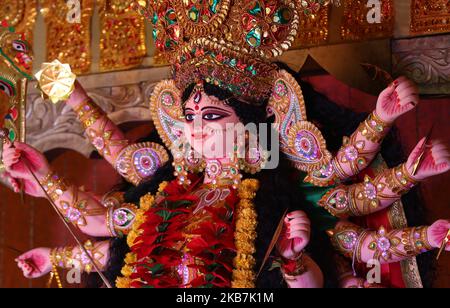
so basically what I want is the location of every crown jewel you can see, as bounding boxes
[133,0,305,103]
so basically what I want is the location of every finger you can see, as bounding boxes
[9,178,20,193]
[17,252,32,261]
[2,139,12,149]
[289,231,309,240]
[436,161,450,172]
[289,224,311,233]
[399,95,419,107]
[288,221,310,231]
[394,76,410,85]
[286,211,307,220]
[409,137,427,163]
[431,144,447,154]
[397,89,418,102]
[3,156,20,166]
[433,149,449,161]
[397,83,418,97]
[3,150,20,161]
[414,137,427,151]
[288,217,311,226]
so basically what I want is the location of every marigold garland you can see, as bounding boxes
[232,179,259,288]
[117,178,259,288]
[119,192,157,287]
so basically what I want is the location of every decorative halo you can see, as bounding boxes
[149,79,185,150]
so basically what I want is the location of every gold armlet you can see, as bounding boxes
[39,171,69,203]
[280,253,307,281]
[106,203,139,237]
[385,163,418,195]
[51,241,106,274]
[74,99,105,130]
[401,226,433,256]
[358,111,392,144]
[304,163,338,187]
[365,226,432,262]
[327,224,364,260]
[319,175,385,217]
[115,142,170,186]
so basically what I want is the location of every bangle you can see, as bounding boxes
[402,226,433,255]
[102,191,125,208]
[358,111,392,143]
[51,241,105,274]
[280,252,307,278]
[39,172,69,202]
[74,99,104,130]
[385,163,418,195]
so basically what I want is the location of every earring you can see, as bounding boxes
[240,132,267,174]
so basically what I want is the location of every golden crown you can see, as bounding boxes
[133,0,315,103]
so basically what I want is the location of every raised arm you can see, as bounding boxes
[65,82,171,186]
[15,240,111,280]
[328,220,450,264]
[319,138,450,218]
[2,141,137,238]
[66,81,129,167]
[306,77,420,186]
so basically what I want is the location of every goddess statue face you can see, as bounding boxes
[184,90,241,160]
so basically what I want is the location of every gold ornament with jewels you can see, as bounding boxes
[139,0,332,174]
[0,22,32,144]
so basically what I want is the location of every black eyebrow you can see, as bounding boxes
[201,106,230,112]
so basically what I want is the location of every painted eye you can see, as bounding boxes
[0,79,15,97]
[203,113,224,121]
[185,114,196,122]
[12,40,28,52]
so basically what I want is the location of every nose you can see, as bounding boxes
[192,114,203,133]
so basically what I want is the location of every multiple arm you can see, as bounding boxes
[66,82,129,170]
[319,136,450,218]
[328,220,450,265]
[16,240,111,280]
[1,141,138,238]
[319,162,416,217]
[306,77,420,186]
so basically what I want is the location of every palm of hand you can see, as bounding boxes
[406,138,450,181]
[376,77,419,123]
[2,141,50,197]
[16,248,52,279]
